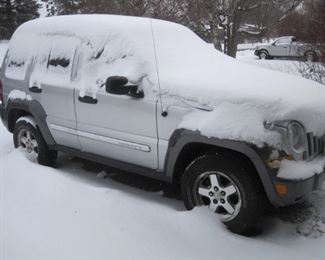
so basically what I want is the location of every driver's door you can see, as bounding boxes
[271,38,292,57]
[75,87,159,169]
[73,21,160,170]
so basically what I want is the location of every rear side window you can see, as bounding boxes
[48,57,70,68]
[46,44,74,81]
[29,38,77,88]
[5,54,28,81]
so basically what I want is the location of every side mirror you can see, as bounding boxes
[106,76,144,98]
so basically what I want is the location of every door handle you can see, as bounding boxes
[29,86,42,93]
[78,96,98,104]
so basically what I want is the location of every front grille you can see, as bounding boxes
[306,133,325,160]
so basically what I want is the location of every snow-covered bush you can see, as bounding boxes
[299,62,325,86]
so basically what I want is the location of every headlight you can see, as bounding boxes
[287,121,307,154]
[264,120,307,161]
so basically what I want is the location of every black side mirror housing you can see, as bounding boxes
[106,76,144,98]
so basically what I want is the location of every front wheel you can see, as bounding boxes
[13,117,57,166]
[259,50,269,60]
[181,154,263,235]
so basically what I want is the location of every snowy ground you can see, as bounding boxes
[1,44,325,259]
[237,49,302,76]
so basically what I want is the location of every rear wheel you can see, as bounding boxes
[181,154,263,235]
[305,51,317,62]
[13,117,57,166]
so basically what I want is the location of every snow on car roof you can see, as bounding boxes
[12,14,151,36]
[7,15,325,147]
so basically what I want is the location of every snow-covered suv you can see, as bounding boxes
[1,15,325,235]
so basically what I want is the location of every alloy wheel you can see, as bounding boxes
[194,171,242,222]
[18,128,39,159]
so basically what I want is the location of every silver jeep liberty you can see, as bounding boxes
[1,15,324,235]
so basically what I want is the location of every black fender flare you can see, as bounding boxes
[5,98,56,146]
[259,49,270,57]
[164,129,280,206]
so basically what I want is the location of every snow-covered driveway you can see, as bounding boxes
[1,46,325,259]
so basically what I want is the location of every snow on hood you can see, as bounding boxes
[151,19,325,145]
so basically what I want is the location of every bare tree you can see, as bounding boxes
[297,0,325,85]
[180,0,303,58]
[42,0,305,58]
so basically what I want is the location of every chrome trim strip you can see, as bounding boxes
[49,124,151,152]
[77,130,151,152]
[49,124,77,135]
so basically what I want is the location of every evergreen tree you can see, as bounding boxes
[0,0,39,40]
[0,0,15,39]
[14,0,40,26]
[41,0,84,15]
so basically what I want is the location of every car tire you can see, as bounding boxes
[181,153,263,236]
[259,50,269,60]
[305,51,317,62]
[13,117,57,167]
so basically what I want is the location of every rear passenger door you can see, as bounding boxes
[29,39,80,149]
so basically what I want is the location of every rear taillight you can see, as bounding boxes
[0,80,3,103]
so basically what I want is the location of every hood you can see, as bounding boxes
[256,44,271,50]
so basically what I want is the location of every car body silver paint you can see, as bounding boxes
[256,36,319,58]
[75,87,159,169]
[1,16,324,209]
[156,97,193,170]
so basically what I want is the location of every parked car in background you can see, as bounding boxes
[255,36,320,61]
[1,15,325,236]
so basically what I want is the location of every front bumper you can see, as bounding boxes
[273,169,325,206]
[254,50,260,56]
[251,144,324,207]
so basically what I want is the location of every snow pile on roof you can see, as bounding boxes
[8,15,158,96]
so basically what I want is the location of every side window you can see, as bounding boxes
[47,45,74,82]
[48,56,70,69]
[76,28,159,98]
[5,53,28,81]
[29,37,79,87]
[275,38,292,46]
